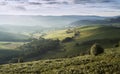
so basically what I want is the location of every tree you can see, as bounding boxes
[18,57,24,63]
[74,31,80,37]
[62,37,73,43]
[90,43,104,56]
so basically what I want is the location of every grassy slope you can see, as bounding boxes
[0,47,119,74]
[45,25,120,40]
[0,25,120,73]
[0,31,28,64]
[41,26,120,58]
[0,31,29,41]
[0,42,24,50]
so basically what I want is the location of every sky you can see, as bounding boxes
[0,0,120,16]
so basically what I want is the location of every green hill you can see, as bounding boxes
[0,46,120,74]
[41,26,120,58]
[0,31,29,42]
[9,25,119,62]
[0,25,120,73]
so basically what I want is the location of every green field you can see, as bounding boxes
[0,42,25,50]
[40,25,120,59]
[0,25,120,73]
[0,46,119,74]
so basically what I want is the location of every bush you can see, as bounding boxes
[113,41,120,47]
[66,29,73,34]
[19,38,60,58]
[74,31,80,37]
[90,43,104,56]
[9,58,18,63]
[62,37,73,43]
[113,44,119,47]
[75,43,79,46]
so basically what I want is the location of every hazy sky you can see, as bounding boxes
[0,0,120,16]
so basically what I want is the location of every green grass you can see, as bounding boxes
[0,42,25,50]
[43,26,120,57]
[0,25,120,73]
[44,29,74,40]
[44,26,120,41]
[18,25,119,60]
[0,31,29,42]
[0,47,119,74]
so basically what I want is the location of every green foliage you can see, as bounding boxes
[75,43,79,46]
[18,57,24,63]
[113,43,119,47]
[0,47,120,74]
[62,37,73,43]
[74,31,80,37]
[90,43,104,56]
[0,25,120,73]
[0,31,29,42]
[66,29,73,34]
[0,25,120,65]
[19,38,60,58]
[113,41,120,48]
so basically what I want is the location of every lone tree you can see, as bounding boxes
[90,43,104,56]
[74,31,80,37]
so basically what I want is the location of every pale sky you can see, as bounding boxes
[0,0,120,16]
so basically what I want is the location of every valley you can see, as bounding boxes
[0,16,120,74]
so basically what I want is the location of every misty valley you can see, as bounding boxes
[0,15,120,74]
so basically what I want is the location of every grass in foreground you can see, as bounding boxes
[0,46,120,74]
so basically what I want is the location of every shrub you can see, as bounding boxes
[113,44,119,47]
[18,57,24,63]
[62,37,73,43]
[75,43,79,46]
[113,42,120,47]
[74,31,80,37]
[9,58,18,63]
[66,29,73,34]
[90,43,104,56]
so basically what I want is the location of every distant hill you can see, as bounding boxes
[0,15,107,33]
[70,16,120,26]
[0,15,106,27]
[0,31,29,41]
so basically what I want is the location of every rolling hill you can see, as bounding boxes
[0,15,106,33]
[0,25,120,73]
[10,25,119,62]
[0,42,119,74]
[0,15,105,27]
[70,16,120,26]
[0,31,29,42]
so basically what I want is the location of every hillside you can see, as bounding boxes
[0,46,120,74]
[0,25,120,73]
[0,31,29,42]
[70,16,120,26]
[44,25,120,50]
[16,25,120,62]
